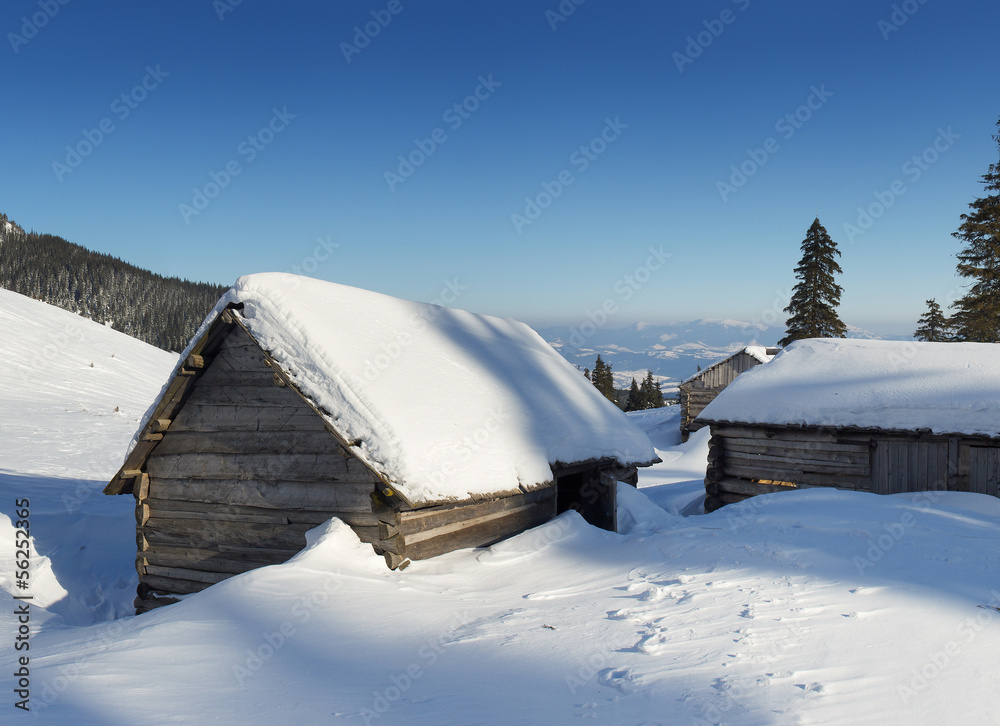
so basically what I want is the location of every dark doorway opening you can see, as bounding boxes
[555,466,617,531]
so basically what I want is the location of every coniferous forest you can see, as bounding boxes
[0,212,226,352]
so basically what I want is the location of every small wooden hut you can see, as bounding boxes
[697,339,1000,512]
[105,274,657,613]
[679,347,777,439]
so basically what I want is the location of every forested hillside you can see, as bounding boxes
[0,212,225,351]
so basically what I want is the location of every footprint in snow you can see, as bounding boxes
[597,666,639,694]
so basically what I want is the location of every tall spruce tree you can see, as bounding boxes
[914,299,952,342]
[625,378,642,412]
[951,117,1000,342]
[590,355,616,402]
[639,370,664,409]
[779,218,847,347]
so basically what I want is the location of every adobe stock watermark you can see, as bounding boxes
[739,287,790,339]
[385,74,502,192]
[286,236,340,277]
[878,0,930,40]
[562,246,670,347]
[362,278,467,382]
[897,588,1000,704]
[511,116,628,233]
[341,0,413,63]
[51,65,169,182]
[178,106,295,223]
[717,84,833,201]
[425,408,510,490]
[360,610,474,724]
[842,126,960,244]
[854,489,944,574]
[213,0,243,21]
[8,0,71,54]
[672,0,752,73]
[233,576,344,685]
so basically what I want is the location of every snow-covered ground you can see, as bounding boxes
[3,289,1000,724]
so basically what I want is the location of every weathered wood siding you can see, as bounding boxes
[135,324,380,612]
[704,424,1000,512]
[373,487,557,568]
[680,352,765,437]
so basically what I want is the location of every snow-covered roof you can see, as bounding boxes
[698,338,1000,437]
[136,274,656,505]
[680,346,775,385]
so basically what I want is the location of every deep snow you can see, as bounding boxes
[4,290,1000,725]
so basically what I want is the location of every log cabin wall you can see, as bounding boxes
[373,487,557,569]
[680,352,767,438]
[135,324,382,612]
[704,423,1000,512]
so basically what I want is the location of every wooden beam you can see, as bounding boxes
[150,418,172,433]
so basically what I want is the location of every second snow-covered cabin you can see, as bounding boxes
[105,274,657,612]
[679,346,777,439]
[697,339,1000,512]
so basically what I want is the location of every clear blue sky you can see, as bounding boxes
[2,0,998,336]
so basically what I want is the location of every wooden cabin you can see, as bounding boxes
[697,339,1000,512]
[679,347,777,439]
[105,274,657,613]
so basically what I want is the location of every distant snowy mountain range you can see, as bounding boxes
[538,319,900,392]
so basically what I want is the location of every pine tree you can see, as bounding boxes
[914,299,952,342]
[638,370,664,409]
[951,117,1000,342]
[590,355,616,403]
[779,218,847,347]
[625,378,641,412]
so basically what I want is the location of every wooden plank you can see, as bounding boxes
[182,384,309,408]
[722,437,869,455]
[150,418,172,433]
[396,487,554,537]
[136,473,150,501]
[722,448,870,474]
[715,477,799,496]
[405,502,540,546]
[714,425,866,445]
[142,496,379,527]
[721,463,869,489]
[210,344,270,371]
[146,452,361,481]
[154,430,348,457]
[142,544,298,575]
[168,404,328,433]
[403,503,554,561]
[192,369,278,388]
[135,595,180,613]
[142,517,312,551]
[147,478,375,511]
[140,573,224,595]
[144,564,231,585]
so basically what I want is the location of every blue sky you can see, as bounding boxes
[2,1,998,336]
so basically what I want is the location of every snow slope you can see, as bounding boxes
[3,292,1000,725]
[0,288,177,625]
